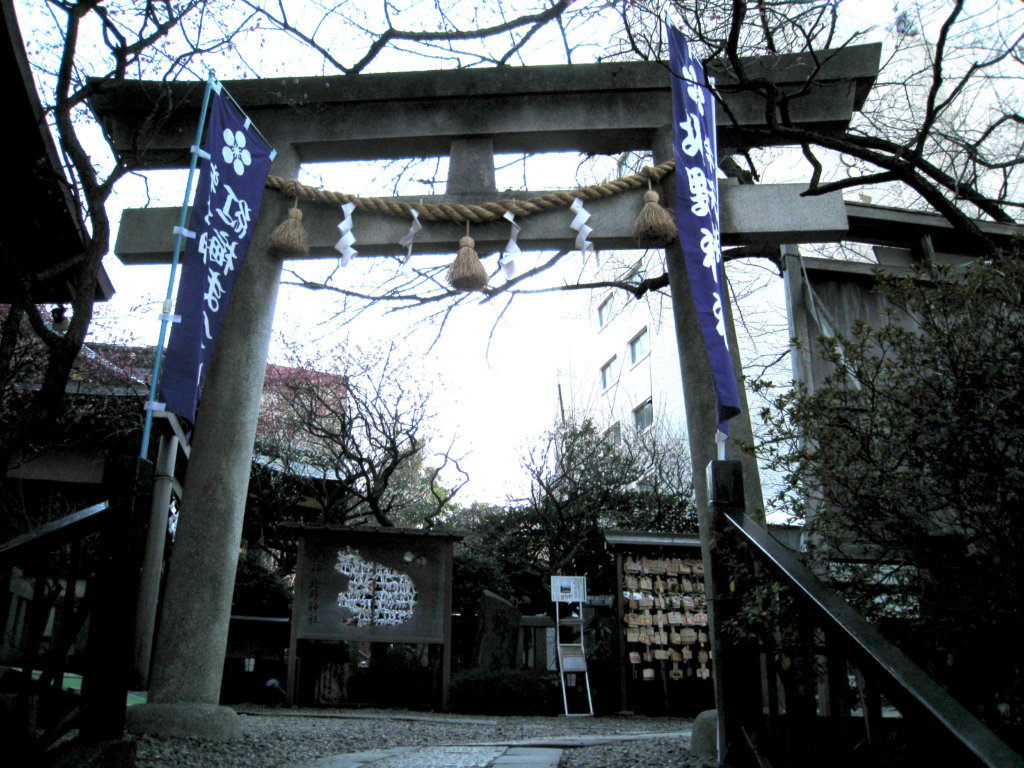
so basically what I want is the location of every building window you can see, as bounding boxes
[600,356,617,390]
[624,259,643,285]
[597,296,613,328]
[633,399,653,432]
[604,422,621,444]
[629,327,649,365]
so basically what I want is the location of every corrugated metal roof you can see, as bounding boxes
[602,529,701,550]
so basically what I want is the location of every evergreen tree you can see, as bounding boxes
[757,250,1024,745]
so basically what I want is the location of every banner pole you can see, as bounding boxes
[139,72,218,459]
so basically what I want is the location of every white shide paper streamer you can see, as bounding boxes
[334,202,357,267]
[398,209,422,277]
[500,210,521,279]
[569,197,594,254]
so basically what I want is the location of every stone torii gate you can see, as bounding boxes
[91,44,880,738]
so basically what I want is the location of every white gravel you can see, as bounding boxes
[131,709,698,768]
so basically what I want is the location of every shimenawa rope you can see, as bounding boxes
[264,160,677,224]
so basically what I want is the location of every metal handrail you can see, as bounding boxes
[0,501,112,563]
[723,509,1024,768]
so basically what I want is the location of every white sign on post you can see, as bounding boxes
[550,574,593,715]
[550,575,587,603]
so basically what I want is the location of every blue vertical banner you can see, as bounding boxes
[668,25,741,436]
[161,87,275,424]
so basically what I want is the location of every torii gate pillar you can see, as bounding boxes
[125,146,298,739]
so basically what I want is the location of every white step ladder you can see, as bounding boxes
[551,575,593,717]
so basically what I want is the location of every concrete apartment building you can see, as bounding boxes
[558,14,936,451]
[560,248,688,443]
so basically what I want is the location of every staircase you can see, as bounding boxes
[0,458,151,766]
[706,460,1023,768]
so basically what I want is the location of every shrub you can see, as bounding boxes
[449,669,559,715]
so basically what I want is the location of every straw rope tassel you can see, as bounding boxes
[633,179,678,248]
[447,222,488,292]
[269,201,309,257]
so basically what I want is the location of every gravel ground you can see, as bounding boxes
[132,709,699,768]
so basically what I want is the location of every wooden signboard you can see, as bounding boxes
[285,526,462,707]
[293,529,453,643]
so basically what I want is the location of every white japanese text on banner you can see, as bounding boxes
[161,89,274,425]
[668,26,741,436]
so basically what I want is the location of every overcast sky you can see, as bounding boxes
[64,1,903,507]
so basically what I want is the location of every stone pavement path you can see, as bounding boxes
[294,731,692,768]
[296,745,559,768]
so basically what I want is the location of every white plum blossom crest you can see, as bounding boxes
[221,129,251,176]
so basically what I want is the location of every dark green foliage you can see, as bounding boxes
[232,550,293,617]
[756,251,1024,747]
[452,548,512,617]
[449,668,559,715]
[456,419,696,613]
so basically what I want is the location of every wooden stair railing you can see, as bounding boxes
[707,460,1024,768]
[2,456,152,765]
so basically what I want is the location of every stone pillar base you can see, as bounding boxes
[125,703,242,741]
[690,708,718,766]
